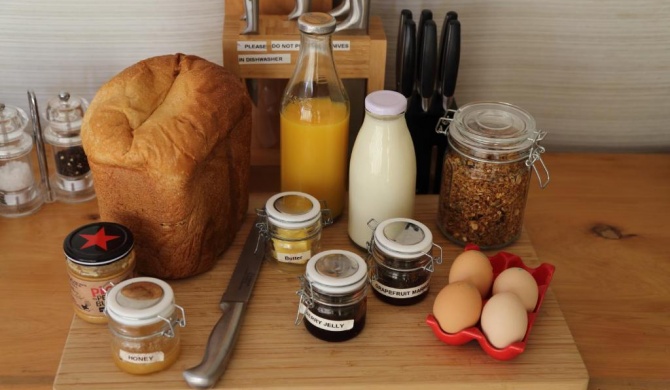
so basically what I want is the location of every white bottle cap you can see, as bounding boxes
[364,90,407,116]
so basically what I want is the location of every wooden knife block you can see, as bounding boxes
[222,14,387,166]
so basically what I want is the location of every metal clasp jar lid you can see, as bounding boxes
[369,218,443,272]
[258,191,332,230]
[105,277,186,337]
[436,101,550,188]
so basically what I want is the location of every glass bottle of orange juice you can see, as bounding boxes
[280,12,350,219]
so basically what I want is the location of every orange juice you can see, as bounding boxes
[280,97,349,219]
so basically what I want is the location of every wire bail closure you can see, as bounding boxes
[295,276,314,325]
[159,304,186,338]
[525,130,550,189]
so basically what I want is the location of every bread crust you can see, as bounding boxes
[82,54,251,279]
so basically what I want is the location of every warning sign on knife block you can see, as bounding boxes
[223,14,387,166]
[223,14,387,91]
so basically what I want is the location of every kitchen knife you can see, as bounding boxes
[441,18,461,113]
[395,9,412,93]
[432,16,461,194]
[417,17,437,113]
[397,18,416,98]
[183,218,266,389]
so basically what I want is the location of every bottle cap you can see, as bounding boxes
[298,12,336,35]
[64,222,134,265]
[365,90,407,116]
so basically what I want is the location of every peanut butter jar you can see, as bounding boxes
[64,222,135,324]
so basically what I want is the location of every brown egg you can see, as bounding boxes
[492,267,539,311]
[481,292,528,349]
[432,281,483,334]
[448,250,493,297]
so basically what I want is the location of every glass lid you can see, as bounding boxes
[450,102,537,152]
[0,103,29,137]
[45,92,88,132]
[306,250,367,294]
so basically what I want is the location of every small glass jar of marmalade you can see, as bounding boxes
[258,191,332,272]
[105,277,186,375]
[64,222,135,324]
[368,218,442,305]
[295,250,368,342]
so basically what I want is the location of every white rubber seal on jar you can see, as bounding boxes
[105,277,175,327]
[373,218,433,259]
[305,249,368,295]
[265,191,322,229]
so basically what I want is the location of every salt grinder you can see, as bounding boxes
[43,91,95,203]
[0,102,45,218]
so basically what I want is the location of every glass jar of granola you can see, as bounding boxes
[435,102,550,249]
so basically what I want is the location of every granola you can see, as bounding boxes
[438,149,531,249]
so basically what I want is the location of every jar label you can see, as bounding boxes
[275,249,312,264]
[300,304,354,331]
[68,269,133,317]
[119,350,165,364]
[371,279,430,299]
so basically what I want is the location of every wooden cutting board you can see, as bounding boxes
[53,195,588,389]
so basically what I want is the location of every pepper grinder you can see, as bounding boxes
[43,91,95,203]
[0,103,45,217]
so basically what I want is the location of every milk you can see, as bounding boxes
[348,91,416,248]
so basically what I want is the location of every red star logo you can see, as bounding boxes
[79,227,120,251]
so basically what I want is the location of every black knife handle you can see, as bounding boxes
[437,11,458,91]
[395,9,412,92]
[183,302,247,389]
[418,19,438,100]
[442,19,461,98]
[400,19,416,98]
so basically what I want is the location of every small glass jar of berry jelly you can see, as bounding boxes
[64,222,136,324]
[295,250,368,342]
[43,91,95,203]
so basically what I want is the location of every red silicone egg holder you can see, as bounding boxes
[426,243,555,360]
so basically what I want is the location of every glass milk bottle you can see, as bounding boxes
[0,103,44,217]
[43,92,95,203]
[348,90,416,248]
[280,12,350,219]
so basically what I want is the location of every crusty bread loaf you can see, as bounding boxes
[81,53,251,279]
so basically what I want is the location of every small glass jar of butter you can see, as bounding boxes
[64,222,135,324]
[258,191,332,271]
[105,277,186,375]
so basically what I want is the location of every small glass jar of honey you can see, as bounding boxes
[64,222,135,324]
[105,277,186,375]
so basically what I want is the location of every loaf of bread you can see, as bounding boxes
[81,53,251,279]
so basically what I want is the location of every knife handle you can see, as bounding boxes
[183,302,246,389]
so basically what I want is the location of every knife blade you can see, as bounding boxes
[183,218,266,389]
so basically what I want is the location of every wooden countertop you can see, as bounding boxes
[1,152,668,389]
